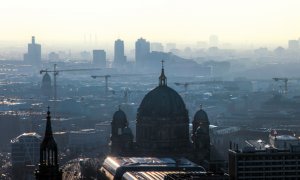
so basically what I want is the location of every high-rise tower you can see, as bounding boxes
[93,50,106,68]
[135,38,150,66]
[24,36,41,65]
[114,39,127,67]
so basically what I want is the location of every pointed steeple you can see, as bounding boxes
[40,107,57,165]
[44,106,53,139]
[36,107,62,180]
[159,60,167,86]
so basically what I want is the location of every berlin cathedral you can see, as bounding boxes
[110,62,211,165]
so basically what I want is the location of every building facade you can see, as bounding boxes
[110,63,211,162]
[11,133,41,167]
[229,145,300,179]
[11,132,41,180]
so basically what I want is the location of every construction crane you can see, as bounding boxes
[40,64,101,101]
[91,75,111,95]
[174,80,223,92]
[91,73,154,96]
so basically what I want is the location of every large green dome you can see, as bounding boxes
[137,85,187,118]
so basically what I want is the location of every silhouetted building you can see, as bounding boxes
[135,38,150,66]
[109,62,211,162]
[228,145,300,179]
[35,108,62,180]
[24,36,41,65]
[192,106,211,162]
[110,107,133,155]
[41,72,52,97]
[136,63,191,156]
[93,50,106,67]
[114,39,127,67]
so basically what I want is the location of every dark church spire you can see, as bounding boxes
[35,107,62,180]
[44,106,53,141]
[159,60,167,86]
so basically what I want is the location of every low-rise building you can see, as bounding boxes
[11,132,41,166]
[229,145,300,179]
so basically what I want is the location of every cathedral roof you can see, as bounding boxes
[112,107,128,126]
[193,106,209,123]
[42,72,51,83]
[138,60,187,118]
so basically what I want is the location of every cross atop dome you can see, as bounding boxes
[159,60,167,86]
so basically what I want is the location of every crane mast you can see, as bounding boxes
[40,64,100,116]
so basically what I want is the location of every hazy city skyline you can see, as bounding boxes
[1,0,300,45]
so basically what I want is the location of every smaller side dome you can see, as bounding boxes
[193,107,209,123]
[192,105,209,134]
[112,107,128,126]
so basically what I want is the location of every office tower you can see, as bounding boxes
[23,36,42,65]
[209,35,219,47]
[114,39,127,67]
[92,50,106,68]
[135,38,150,66]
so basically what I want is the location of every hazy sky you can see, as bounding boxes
[1,0,300,45]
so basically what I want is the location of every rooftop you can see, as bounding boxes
[11,132,41,143]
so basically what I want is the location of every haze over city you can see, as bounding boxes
[1,0,300,46]
[1,0,300,179]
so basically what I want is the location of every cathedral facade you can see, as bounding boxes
[110,63,211,163]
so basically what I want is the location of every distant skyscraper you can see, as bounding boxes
[23,36,41,65]
[135,38,150,66]
[93,50,106,68]
[288,40,299,50]
[114,39,127,67]
[209,35,219,47]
